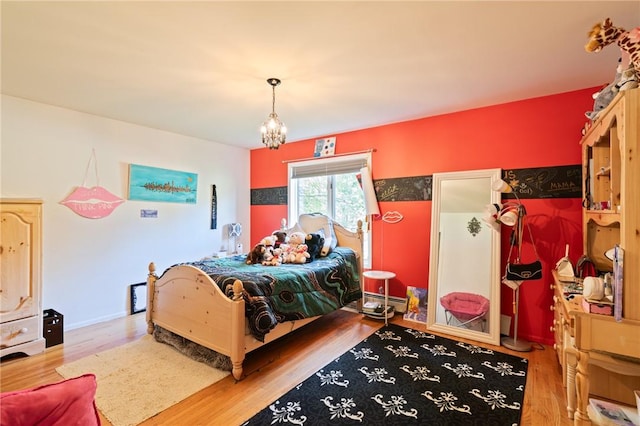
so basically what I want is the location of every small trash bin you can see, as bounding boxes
[43,309,63,348]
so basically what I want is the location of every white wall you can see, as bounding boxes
[1,95,250,329]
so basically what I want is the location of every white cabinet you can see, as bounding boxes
[0,199,45,357]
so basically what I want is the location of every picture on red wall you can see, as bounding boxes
[313,137,336,157]
[404,286,427,323]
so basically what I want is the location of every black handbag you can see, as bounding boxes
[504,206,542,281]
[506,260,543,281]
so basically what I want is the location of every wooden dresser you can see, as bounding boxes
[0,199,46,357]
[552,271,640,424]
[551,89,640,425]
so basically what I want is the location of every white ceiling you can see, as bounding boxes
[2,1,638,150]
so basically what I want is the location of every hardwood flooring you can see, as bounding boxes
[0,310,572,425]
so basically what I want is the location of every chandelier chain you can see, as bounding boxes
[271,85,276,114]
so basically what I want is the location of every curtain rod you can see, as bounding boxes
[282,149,376,164]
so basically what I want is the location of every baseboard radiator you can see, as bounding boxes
[344,292,407,314]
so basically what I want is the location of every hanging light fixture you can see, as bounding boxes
[260,78,287,149]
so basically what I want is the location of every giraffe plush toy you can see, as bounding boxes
[585,18,640,75]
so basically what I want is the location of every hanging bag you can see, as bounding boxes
[575,254,597,278]
[504,206,543,281]
[506,260,543,281]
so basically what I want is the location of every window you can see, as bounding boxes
[288,154,372,267]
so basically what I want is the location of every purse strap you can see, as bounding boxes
[505,205,540,265]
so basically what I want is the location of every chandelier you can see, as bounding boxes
[260,78,287,149]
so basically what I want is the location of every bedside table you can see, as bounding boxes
[362,270,396,325]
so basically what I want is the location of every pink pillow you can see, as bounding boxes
[0,374,100,426]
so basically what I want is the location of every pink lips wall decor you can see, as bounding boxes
[60,186,124,219]
[60,149,125,219]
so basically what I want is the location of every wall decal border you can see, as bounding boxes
[249,165,581,205]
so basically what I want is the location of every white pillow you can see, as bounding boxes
[297,213,337,256]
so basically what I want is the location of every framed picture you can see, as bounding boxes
[130,283,147,314]
[128,164,198,204]
[404,286,427,323]
[313,137,336,157]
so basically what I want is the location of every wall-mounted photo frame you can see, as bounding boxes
[130,282,147,315]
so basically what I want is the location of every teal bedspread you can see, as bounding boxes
[174,247,361,342]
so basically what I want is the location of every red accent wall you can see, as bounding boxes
[250,88,596,346]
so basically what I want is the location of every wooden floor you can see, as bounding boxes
[0,310,572,425]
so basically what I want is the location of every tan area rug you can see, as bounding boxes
[56,335,229,426]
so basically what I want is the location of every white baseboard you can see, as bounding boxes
[66,311,127,331]
[500,314,512,336]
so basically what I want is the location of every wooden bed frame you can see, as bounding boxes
[145,218,364,380]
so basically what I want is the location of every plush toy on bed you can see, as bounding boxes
[304,232,325,262]
[259,235,283,266]
[272,231,287,249]
[262,247,283,266]
[246,243,266,265]
[282,231,310,264]
[292,244,310,264]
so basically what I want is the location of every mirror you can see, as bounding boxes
[427,169,501,345]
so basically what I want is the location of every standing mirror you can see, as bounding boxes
[427,169,501,345]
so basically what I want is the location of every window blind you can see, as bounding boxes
[290,156,369,179]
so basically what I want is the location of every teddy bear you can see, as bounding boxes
[272,231,287,249]
[282,231,310,264]
[259,235,282,266]
[304,232,325,262]
[246,243,265,265]
[262,247,283,266]
[293,245,310,264]
[261,235,277,248]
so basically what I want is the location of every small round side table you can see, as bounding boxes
[362,270,396,325]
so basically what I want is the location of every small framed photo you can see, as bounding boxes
[130,283,147,314]
[313,137,336,157]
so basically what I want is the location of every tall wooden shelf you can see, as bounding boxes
[550,88,640,425]
[581,88,639,321]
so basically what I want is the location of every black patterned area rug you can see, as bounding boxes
[243,324,527,425]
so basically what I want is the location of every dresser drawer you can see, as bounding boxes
[0,316,39,348]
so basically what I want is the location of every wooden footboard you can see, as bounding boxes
[146,262,246,380]
[145,216,365,381]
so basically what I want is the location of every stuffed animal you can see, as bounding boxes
[282,231,309,264]
[586,59,639,120]
[246,244,265,265]
[291,244,310,264]
[259,235,282,266]
[304,233,325,262]
[617,64,640,91]
[585,18,640,75]
[272,231,287,249]
[260,235,277,251]
[262,247,283,266]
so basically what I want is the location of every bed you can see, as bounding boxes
[145,214,364,380]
